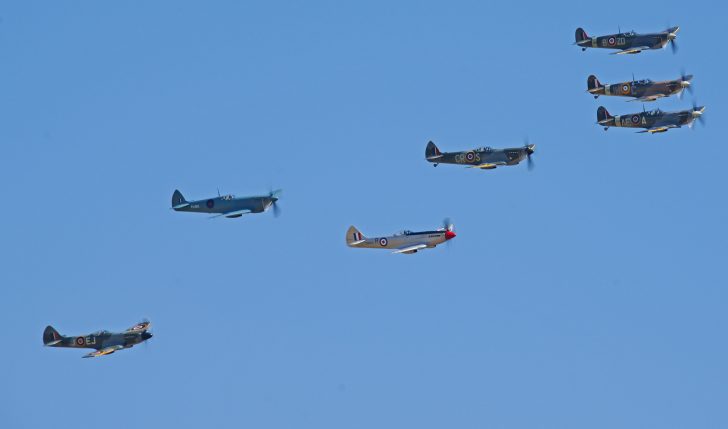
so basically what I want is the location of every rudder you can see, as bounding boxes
[587,75,602,91]
[346,226,366,246]
[575,27,589,43]
[425,141,442,160]
[597,106,612,123]
[172,189,188,208]
[43,326,63,345]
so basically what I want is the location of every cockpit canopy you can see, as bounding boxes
[221,194,235,201]
[91,330,110,336]
[396,230,413,236]
[636,78,653,85]
[475,146,492,152]
[624,30,636,36]
[648,108,663,116]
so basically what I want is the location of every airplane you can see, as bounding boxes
[587,73,693,102]
[43,321,153,358]
[575,26,679,54]
[425,141,535,170]
[172,189,281,218]
[597,104,705,134]
[345,220,455,254]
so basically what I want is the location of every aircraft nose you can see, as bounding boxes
[681,80,691,88]
[445,230,456,240]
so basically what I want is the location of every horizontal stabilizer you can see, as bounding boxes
[172,203,190,209]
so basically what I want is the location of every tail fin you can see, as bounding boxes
[43,326,63,346]
[587,75,602,91]
[425,141,443,160]
[575,27,590,43]
[346,226,366,246]
[597,106,613,123]
[172,189,188,209]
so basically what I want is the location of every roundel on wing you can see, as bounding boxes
[206,199,215,209]
[608,36,616,45]
[465,152,475,162]
[379,238,388,247]
[621,83,630,94]
[631,114,640,124]
[75,337,86,346]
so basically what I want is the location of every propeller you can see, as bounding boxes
[268,189,282,217]
[666,26,679,54]
[678,69,693,98]
[442,218,454,232]
[690,101,706,128]
[523,138,535,171]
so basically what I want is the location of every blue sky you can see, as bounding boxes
[1,1,726,428]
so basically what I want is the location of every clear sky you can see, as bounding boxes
[1,1,726,428]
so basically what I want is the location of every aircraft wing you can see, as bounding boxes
[629,95,665,102]
[392,244,428,254]
[637,124,678,134]
[209,209,252,219]
[82,345,124,358]
[126,321,151,333]
[468,163,498,170]
[611,46,650,55]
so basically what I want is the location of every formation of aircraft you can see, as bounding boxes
[425,141,535,170]
[346,220,455,254]
[575,26,679,55]
[172,189,281,218]
[597,104,706,134]
[587,73,693,102]
[45,25,707,360]
[43,321,152,358]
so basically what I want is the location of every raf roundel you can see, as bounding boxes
[465,152,475,162]
[631,114,640,124]
[75,337,85,346]
[621,83,630,94]
[379,238,388,247]
[608,36,616,45]
[206,199,215,209]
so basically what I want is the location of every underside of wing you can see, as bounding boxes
[82,345,124,358]
[392,244,428,254]
[209,209,252,219]
[629,95,664,102]
[468,163,497,170]
[612,46,650,55]
[126,321,151,333]
[637,125,677,134]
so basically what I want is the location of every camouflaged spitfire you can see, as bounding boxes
[597,105,705,134]
[43,321,152,358]
[172,189,281,218]
[346,221,455,254]
[575,26,679,54]
[587,73,693,102]
[425,141,535,170]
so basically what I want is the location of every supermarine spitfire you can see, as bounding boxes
[587,73,693,102]
[426,141,535,170]
[597,104,706,134]
[172,189,281,218]
[43,321,153,358]
[575,26,679,54]
[346,220,455,254]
